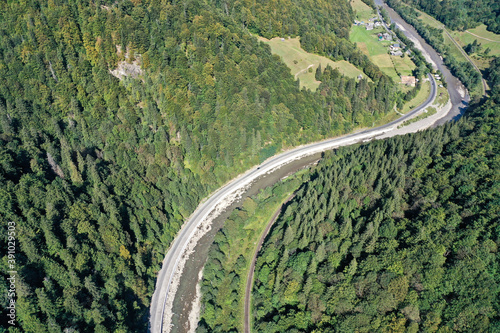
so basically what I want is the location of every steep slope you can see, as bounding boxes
[252,96,500,332]
[0,0,402,332]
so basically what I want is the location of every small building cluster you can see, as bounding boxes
[390,43,403,56]
[434,74,444,87]
[377,32,392,41]
[353,18,408,58]
[354,18,381,31]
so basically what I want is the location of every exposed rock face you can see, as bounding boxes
[110,45,143,80]
[110,61,142,79]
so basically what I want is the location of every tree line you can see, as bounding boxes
[386,0,482,93]
[397,0,500,33]
[0,0,407,331]
[252,93,500,332]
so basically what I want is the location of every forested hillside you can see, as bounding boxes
[396,0,500,33]
[0,0,405,332]
[252,96,500,332]
[198,175,305,332]
[486,56,500,98]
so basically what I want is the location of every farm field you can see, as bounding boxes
[350,25,416,81]
[258,36,366,91]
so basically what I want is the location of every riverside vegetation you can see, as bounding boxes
[393,0,500,34]
[198,172,307,332]
[199,90,500,332]
[0,0,428,331]
[385,0,484,95]
[198,30,500,333]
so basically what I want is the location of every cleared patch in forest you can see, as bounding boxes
[258,36,367,91]
[466,25,500,43]
[350,0,375,22]
[449,26,500,70]
[109,45,142,80]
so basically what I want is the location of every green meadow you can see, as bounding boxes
[350,25,416,81]
[259,36,367,91]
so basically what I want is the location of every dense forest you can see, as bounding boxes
[251,95,500,331]
[396,0,500,33]
[386,0,482,93]
[199,1,500,332]
[486,56,500,99]
[0,0,409,332]
[198,174,306,332]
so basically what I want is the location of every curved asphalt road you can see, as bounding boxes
[375,0,470,124]
[149,73,437,333]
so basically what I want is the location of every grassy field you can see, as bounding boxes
[466,25,500,41]
[400,80,430,113]
[415,5,500,71]
[449,25,500,70]
[436,85,449,106]
[258,36,367,91]
[350,25,416,81]
[350,0,375,22]
[450,25,500,57]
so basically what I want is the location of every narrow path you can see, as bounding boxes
[151,73,437,333]
[244,193,296,333]
[294,64,315,79]
[465,30,500,43]
[443,26,488,95]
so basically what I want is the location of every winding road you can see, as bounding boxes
[150,1,473,331]
[150,73,438,333]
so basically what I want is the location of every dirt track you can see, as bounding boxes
[244,193,296,333]
[465,30,500,43]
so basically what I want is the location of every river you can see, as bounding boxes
[155,2,469,332]
[374,0,470,123]
[167,153,321,333]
